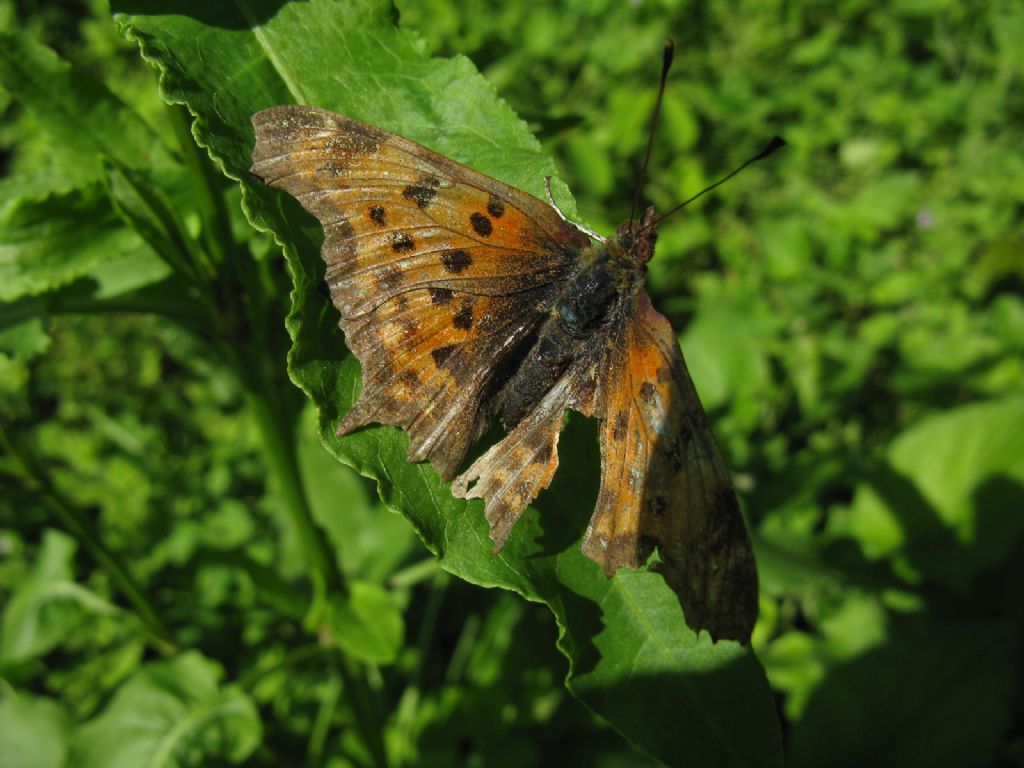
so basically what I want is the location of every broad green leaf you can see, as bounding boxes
[112,1,782,763]
[0,529,119,665]
[790,621,1018,768]
[327,580,405,665]
[71,651,261,768]
[842,396,1024,589]
[0,694,71,768]
[0,33,198,313]
[0,183,164,302]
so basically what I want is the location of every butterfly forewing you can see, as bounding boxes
[251,106,587,477]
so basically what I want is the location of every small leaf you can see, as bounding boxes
[326,581,405,665]
[845,396,1024,588]
[682,300,772,420]
[0,695,71,768]
[0,312,50,359]
[71,651,261,768]
[0,529,118,665]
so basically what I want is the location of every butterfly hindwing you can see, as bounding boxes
[580,292,758,642]
[251,106,588,478]
[450,376,571,549]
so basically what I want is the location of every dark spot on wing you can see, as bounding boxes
[399,318,418,342]
[375,265,404,293]
[428,287,455,305]
[368,205,386,225]
[613,411,629,441]
[431,344,457,367]
[453,299,474,330]
[679,422,693,445]
[650,495,668,517]
[441,249,472,273]
[402,183,438,209]
[470,212,493,237]
[399,369,420,388]
[665,439,684,473]
[487,195,505,218]
[391,232,415,253]
[639,382,658,406]
[324,218,357,261]
[533,438,553,465]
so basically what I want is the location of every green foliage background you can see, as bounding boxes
[1,0,1022,766]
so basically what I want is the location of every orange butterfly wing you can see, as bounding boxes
[579,292,758,642]
[251,106,589,479]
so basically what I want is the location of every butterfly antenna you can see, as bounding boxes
[643,135,787,232]
[628,40,675,230]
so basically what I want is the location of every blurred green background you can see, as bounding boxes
[1,0,1022,766]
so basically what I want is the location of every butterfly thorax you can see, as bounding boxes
[497,230,646,428]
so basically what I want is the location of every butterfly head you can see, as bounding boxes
[615,205,659,265]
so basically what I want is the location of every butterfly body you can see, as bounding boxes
[251,105,757,643]
[498,233,645,428]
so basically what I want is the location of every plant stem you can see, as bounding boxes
[238,349,390,767]
[0,426,176,655]
[239,358,345,600]
[336,650,390,768]
[307,672,341,768]
[168,104,231,277]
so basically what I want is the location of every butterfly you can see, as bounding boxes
[251,98,763,643]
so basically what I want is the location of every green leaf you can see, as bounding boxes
[682,300,772,415]
[0,183,165,303]
[0,31,177,183]
[112,1,782,763]
[104,162,209,285]
[327,581,405,665]
[0,695,71,768]
[297,407,418,582]
[843,396,1024,589]
[0,312,50,359]
[71,651,261,768]
[790,621,1018,768]
[0,529,119,666]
